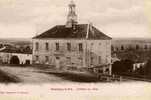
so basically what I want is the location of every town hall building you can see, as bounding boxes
[32,0,112,75]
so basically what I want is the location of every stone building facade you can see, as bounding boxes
[112,38,151,52]
[0,52,32,65]
[0,46,32,65]
[32,0,112,75]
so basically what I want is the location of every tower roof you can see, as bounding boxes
[33,1,112,40]
[69,0,76,6]
[66,0,77,27]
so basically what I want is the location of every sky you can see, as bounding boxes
[0,0,151,38]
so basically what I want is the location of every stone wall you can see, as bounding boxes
[32,39,111,69]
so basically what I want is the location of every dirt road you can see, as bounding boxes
[0,66,69,84]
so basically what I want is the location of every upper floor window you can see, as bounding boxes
[45,56,49,62]
[56,43,59,51]
[99,56,101,64]
[35,42,39,51]
[67,43,71,51]
[79,43,83,51]
[45,42,49,50]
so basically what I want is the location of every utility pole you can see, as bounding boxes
[83,23,90,68]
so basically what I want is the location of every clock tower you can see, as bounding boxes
[66,0,78,28]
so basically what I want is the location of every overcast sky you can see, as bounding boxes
[0,0,151,38]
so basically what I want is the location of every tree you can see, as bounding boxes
[112,59,134,74]
[144,60,151,76]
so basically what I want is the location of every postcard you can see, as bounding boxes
[0,0,151,100]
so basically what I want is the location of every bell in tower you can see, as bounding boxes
[66,0,78,28]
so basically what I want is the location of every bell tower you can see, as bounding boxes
[66,0,78,28]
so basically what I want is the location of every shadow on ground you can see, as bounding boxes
[0,70,20,83]
[48,72,101,83]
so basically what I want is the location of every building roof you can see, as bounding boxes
[33,24,112,40]
[0,46,32,54]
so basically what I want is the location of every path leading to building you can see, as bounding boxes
[0,66,69,84]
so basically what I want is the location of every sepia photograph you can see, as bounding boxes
[0,0,151,99]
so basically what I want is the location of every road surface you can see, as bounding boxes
[0,66,70,84]
[0,65,144,84]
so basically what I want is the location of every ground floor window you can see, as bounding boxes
[35,55,39,62]
[90,57,93,64]
[99,56,101,64]
[66,57,71,65]
[97,69,103,73]
[105,68,109,72]
[25,60,30,65]
[56,56,60,60]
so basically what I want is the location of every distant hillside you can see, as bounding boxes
[0,38,32,46]
[112,38,151,43]
[0,37,151,46]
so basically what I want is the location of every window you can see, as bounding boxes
[99,56,101,64]
[129,45,132,50]
[90,43,93,50]
[136,45,139,50]
[116,47,119,51]
[56,43,59,51]
[144,45,148,50]
[105,68,109,72]
[35,42,39,51]
[67,43,71,51]
[66,57,71,64]
[35,55,39,61]
[111,46,114,51]
[90,57,93,64]
[56,57,60,60]
[121,45,124,50]
[45,56,49,62]
[98,69,103,73]
[45,42,49,50]
[79,43,83,51]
